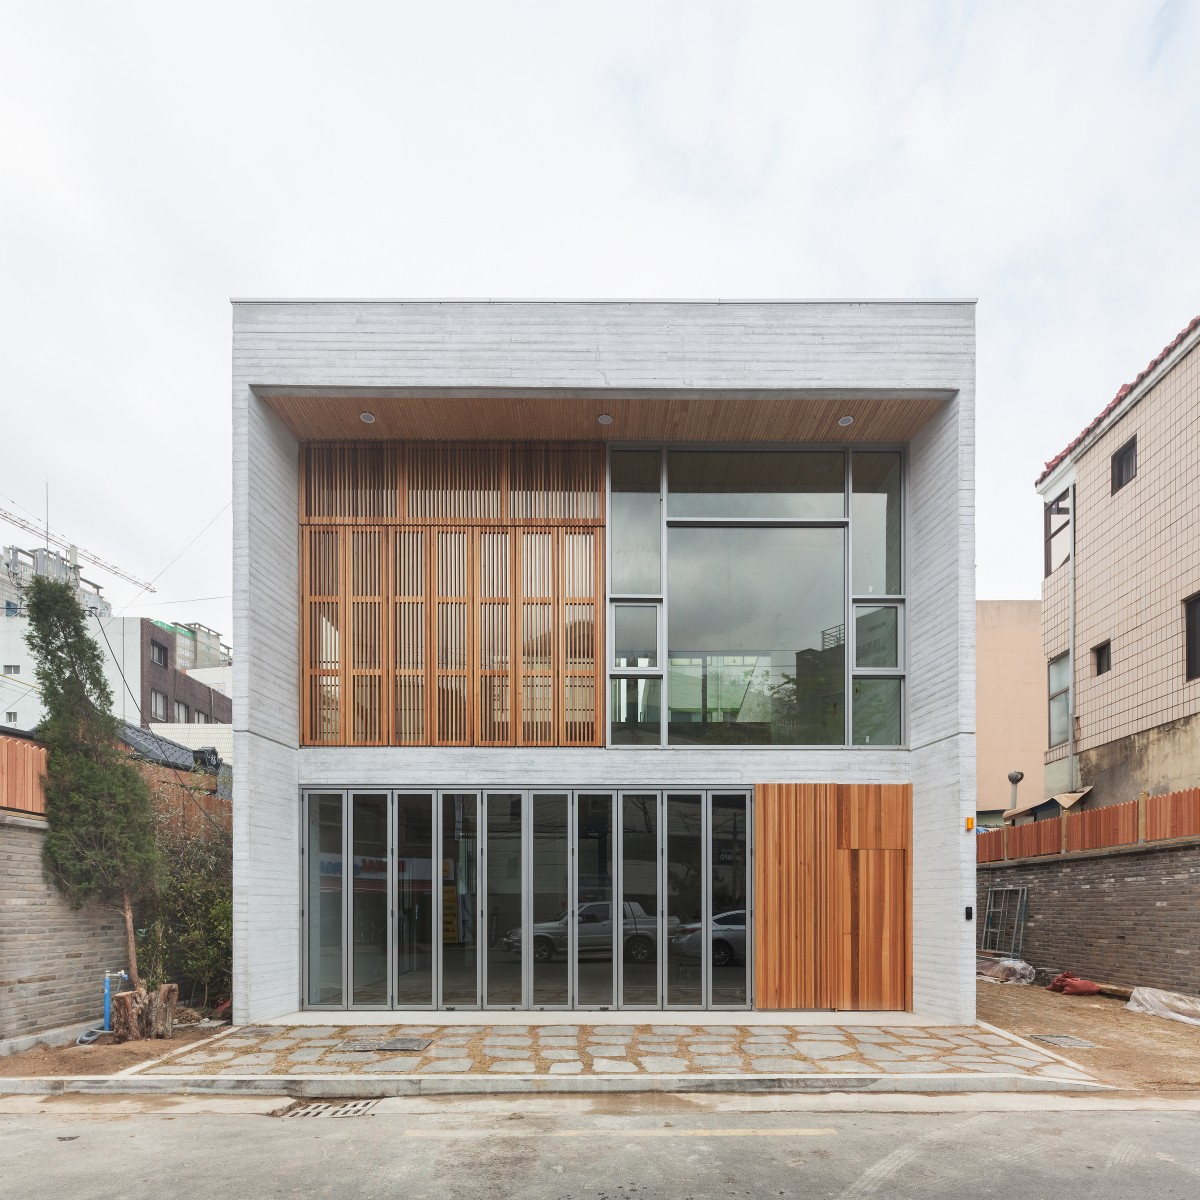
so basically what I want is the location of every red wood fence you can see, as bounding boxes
[0,734,47,816]
[980,787,1200,863]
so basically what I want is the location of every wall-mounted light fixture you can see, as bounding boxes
[838,415,854,427]
[359,411,376,425]
[597,414,613,426]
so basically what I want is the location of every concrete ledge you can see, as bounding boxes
[0,1023,94,1059]
[0,1072,1109,1098]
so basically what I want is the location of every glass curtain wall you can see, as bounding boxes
[608,447,904,747]
[395,794,434,1006]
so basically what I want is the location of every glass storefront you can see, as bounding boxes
[302,788,752,1010]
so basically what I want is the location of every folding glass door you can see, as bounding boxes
[302,788,750,1010]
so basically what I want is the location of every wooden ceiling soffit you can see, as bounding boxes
[257,388,951,444]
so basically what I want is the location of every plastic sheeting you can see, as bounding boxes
[976,955,1036,984]
[1126,986,1200,1027]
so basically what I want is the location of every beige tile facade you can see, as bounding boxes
[1040,328,1200,802]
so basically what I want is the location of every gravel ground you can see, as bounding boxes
[976,979,1200,1094]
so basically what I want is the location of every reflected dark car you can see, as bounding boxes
[671,909,746,967]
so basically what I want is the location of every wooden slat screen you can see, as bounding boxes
[755,782,911,1011]
[300,442,605,747]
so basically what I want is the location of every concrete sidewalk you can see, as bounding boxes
[0,1020,1105,1097]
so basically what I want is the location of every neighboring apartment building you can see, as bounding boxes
[0,546,233,732]
[233,299,976,1024]
[1036,316,1200,809]
[975,600,1043,826]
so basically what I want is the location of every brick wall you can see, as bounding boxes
[978,840,1200,994]
[140,619,232,727]
[0,814,128,1041]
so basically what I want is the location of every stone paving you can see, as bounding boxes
[132,1023,1097,1083]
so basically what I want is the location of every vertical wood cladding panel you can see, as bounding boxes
[755,782,911,1011]
[300,442,604,747]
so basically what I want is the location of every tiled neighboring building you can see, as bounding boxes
[975,600,1043,826]
[1036,316,1200,809]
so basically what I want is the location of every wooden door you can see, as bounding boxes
[754,783,911,1011]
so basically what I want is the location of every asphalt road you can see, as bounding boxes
[2,1096,1199,1198]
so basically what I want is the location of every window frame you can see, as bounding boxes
[1093,641,1111,676]
[174,700,189,723]
[4,712,17,723]
[605,443,907,750]
[150,640,168,668]
[1186,595,1200,683]
[150,689,168,721]
[2,664,19,675]
[1047,652,1071,748]
[1043,488,1071,577]
[1111,436,1137,494]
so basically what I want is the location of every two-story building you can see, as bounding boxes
[1036,316,1200,809]
[232,300,976,1023]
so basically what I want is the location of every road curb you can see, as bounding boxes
[0,1071,1109,1098]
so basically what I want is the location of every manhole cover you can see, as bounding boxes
[1031,1034,1099,1049]
[338,1037,432,1053]
[283,1100,379,1119]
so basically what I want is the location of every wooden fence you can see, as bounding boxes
[979,787,1200,863]
[0,734,47,816]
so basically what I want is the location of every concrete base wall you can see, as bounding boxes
[978,841,1200,994]
[0,816,127,1040]
[1077,713,1200,809]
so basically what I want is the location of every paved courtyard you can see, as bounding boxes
[131,1023,1097,1084]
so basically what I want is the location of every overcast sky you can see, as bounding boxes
[3,2,1197,642]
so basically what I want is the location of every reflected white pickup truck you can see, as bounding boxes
[502,901,676,963]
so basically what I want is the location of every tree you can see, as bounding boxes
[24,575,159,986]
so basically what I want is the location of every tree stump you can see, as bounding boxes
[111,989,145,1042]
[149,984,179,1038]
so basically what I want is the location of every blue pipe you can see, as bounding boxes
[77,969,129,1045]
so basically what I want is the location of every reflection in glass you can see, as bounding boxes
[666,794,704,1006]
[614,605,658,668]
[852,678,903,745]
[351,794,389,1005]
[576,794,615,1007]
[611,677,661,744]
[611,451,661,594]
[441,794,478,1007]
[307,794,343,1005]
[710,795,748,1005]
[622,794,659,1006]
[667,451,844,519]
[395,794,434,1006]
[486,794,524,1006]
[855,606,899,669]
[852,452,902,595]
[532,794,569,1007]
[667,527,845,745]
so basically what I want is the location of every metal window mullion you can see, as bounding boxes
[568,793,578,1010]
[387,792,397,1009]
[659,448,668,747]
[845,451,854,748]
[522,791,532,1011]
[658,792,667,1009]
[341,791,351,1011]
[702,792,712,1010]
[433,792,444,1009]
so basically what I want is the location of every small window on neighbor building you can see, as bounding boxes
[1111,436,1137,493]
[174,701,189,722]
[151,689,168,721]
[1187,595,1200,682]
[2,664,19,675]
[150,641,168,667]
[4,712,16,723]
[1043,489,1071,577]
[1094,641,1111,675]
[195,710,209,724]
[1048,653,1071,748]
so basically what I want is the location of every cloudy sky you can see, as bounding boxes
[3,2,1197,641]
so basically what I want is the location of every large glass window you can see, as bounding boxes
[1048,654,1071,748]
[667,526,845,745]
[306,794,344,1006]
[611,677,661,744]
[668,451,844,520]
[350,794,389,1005]
[395,794,434,1006]
[441,793,478,1006]
[1044,489,1071,578]
[485,793,524,1006]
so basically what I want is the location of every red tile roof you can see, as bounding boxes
[1035,315,1200,486]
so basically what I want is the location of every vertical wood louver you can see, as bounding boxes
[299,442,605,746]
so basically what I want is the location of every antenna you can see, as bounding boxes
[0,505,156,592]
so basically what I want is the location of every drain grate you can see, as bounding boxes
[283,1100,379,1119]
[338,1037,432,1053]
[1031,1034,1099,1049]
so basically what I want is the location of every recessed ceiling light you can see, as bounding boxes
[838,415,854,427]
[359,411,376,424]
[597,414,613,425]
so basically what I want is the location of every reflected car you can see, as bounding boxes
[502,901,672,963]
[671,909,746,967]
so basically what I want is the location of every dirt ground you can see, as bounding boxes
[0,1024,216,1078]
[977,979,1200,1095]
